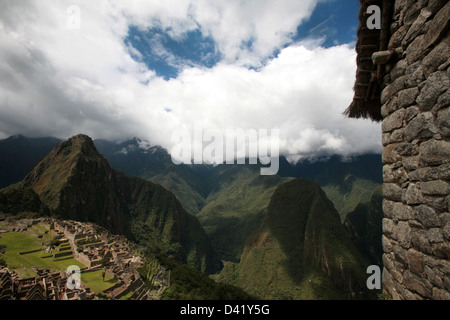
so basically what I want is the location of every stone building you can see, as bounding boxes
[347,0,449,299]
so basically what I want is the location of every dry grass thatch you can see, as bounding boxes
[344,0,394,122]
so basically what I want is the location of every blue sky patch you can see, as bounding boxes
[125,25,222,80]
[293,0,360,47]
[124,1,360,79]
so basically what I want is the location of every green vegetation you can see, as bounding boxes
[0,134,222,274]
[218,179,374,300]
[322,175,380,221]
[344,186,383,266]
[80,269,117,294]
[0,135,385,300]
[0,231,85,278]
[155,254,254,300]
[152,164,291,262]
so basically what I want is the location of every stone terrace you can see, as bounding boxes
[0,218,154,300]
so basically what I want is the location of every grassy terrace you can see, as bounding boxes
[0,229,119,296]
[80,269,117,294]
[0,231,84,278]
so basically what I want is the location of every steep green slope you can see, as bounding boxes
[152,163,291,262]
[150,164,211,216]
[278,155,382,222]
[0,134,222,274]
[344,186,383,266]
[218,178,373,300]
[322,175,380,221]
[196,165,291,262]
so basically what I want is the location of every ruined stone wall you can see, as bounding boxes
[380,0,449,300]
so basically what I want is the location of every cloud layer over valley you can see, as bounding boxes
[0,0,381,162]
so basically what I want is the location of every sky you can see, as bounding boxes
[0,0,382,163]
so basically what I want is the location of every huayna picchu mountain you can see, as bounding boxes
[0,134,222,274]
[217,178,374,300]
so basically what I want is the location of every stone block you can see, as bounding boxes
[382,234,393,253]
[431,242,450,259]
[393,243,409,265]
[428,228,444,243]
[443,224,450,241]
[405,62,425,88]
[393,202,415,220]
[383,144,402,164]
[417,71,450,111]
[389,24,407,50]
[422,35,450,77]
[402,156,419,171]
[383,218,396,236]
[386,96,399,114]
[389,128,405,143]
[404,105,420,122]
[415,204,442,228]
[383,108,406,133]
[408,163,450,182]
[436,107,450,138]
[398,87,420,109]
[397,221,412,248]
[423,1,450,49]
[411,230,432,254]
[404,111,438,141]
[403,270,433,298]
[382,132,391,146]
[407,249,424,276]
[395,141,419,157]
[437,89,450,109]
[433,287,450,300]
[420,180,450,196]
[383,200,395,219]
[424,265,444,288]
[406,35,428,65]
[419,140,450,166]
[383,183,404,202]
[404,183,424,205]
[382,76,407,105]
[390,59,408,81]
[403,8,433,47]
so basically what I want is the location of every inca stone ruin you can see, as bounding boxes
[348,0,450,299]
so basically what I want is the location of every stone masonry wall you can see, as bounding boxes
[380,0,450,299]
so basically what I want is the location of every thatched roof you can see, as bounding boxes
[344,0,394,122]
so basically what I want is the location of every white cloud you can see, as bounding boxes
[0,0,381,161]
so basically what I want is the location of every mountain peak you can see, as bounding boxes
[52,134,99,159]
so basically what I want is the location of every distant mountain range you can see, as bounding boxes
[0,134,222,274]
[0,135,382,260]
[0,134,384,299]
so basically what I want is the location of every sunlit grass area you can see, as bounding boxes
[80,269,117,294]
[0,231,85,278]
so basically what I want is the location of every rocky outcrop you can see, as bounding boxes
[380,0,450,300]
